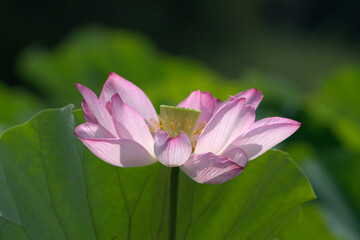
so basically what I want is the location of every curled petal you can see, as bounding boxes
[181,149,247,184]
[75,123,157,167]
[233,88,263,109]
[220,88,264,110]
[224,117,301,160]
[99,72,158,123]
[221,147,248,167]
[76,84,117,136]
[195,98,245,155]
[154,131,192,167]
[178,90,217,125]
[81,100,98,124]
[111,94,155,156]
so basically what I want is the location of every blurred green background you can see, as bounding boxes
[1,1,360,239]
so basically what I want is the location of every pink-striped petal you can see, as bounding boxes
[76,83,117,136]
[154,131,192,167]
[181,148,247,184]
[99,72,158,123]
[111,94,155,156]
[221,105,255,152]
[224,117,301,160]
[233,88,263,109]
[75,123,157,167]
[178,90,216,125]
[251,116,297,129]
[75,122,115,139]
[221,148,248,167]
[214,98,223,113]
[195,98,246,155]
[81,100,98,124]
[221,88,263,110]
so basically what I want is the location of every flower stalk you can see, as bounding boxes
[169,167,179,240]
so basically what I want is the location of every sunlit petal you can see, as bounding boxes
[154,131,192,167]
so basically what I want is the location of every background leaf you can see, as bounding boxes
[279,203,341,240]
[0,82,43,134]
[16,26,241,110]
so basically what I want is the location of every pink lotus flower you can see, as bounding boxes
[75,72,300,184]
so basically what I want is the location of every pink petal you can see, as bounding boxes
[76,84,117,136]
[214,98,223,113]
[195,97,245,155]
[75,122,115,139]
[222,148,248,167]
[154,131,192,167]
[224,117,301,160]
[81,99,98,124]
[178,90,216,125]
[251,116,297,129]
[99,72,158,123]
[75,123,157,167]
[111,94,155,156]
[181,148,247,184]
[233,88,263,109]
[221,105,256,152]
[220,88,263,110]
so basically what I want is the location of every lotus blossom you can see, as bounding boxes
[74,72,300,184]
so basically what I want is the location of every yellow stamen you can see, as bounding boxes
[160,105,201,138]
[189,121,207,151]
[148,118,161,133]
[147,106,207,152]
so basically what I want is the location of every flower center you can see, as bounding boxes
[159,105,201,138]
[148,105,206,151]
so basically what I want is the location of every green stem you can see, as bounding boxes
[168,167,179,240]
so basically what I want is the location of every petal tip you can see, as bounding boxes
[253,88,264,98]
[75,83,92,95]
[75,83,84,90]
[74,128,80,138]
[108,72,119,78]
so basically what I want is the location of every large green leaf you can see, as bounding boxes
[176,154,313,240]
[0,106,315,239]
